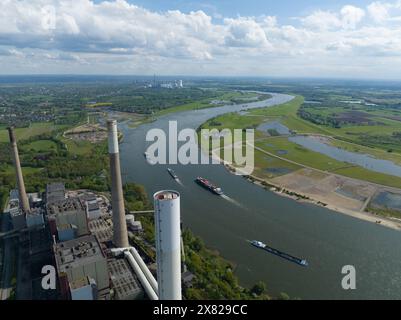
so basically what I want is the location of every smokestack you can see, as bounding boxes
[154,190,182,300]
[107,120,129,248]
[8,127,30,213]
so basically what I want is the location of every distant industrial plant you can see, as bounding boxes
[144,77,184,89]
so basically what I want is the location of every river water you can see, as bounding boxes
[289,135,401,178]
[118,93,401,300]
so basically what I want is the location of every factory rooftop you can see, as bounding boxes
[69,276,94,290]
[54,235,105,270]
[108,258,143,300]
[47,197,85,216]
[88,218,113,243]
[79,192,97,203]
[46,182,66,204]
[10,189,19,201]
[87,202,100,211]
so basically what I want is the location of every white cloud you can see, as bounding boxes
[302,10,343,30]
[340,5,365,29]
[302,5,365,30]
[368,2,390,23]
[224,17,271,48]
[0,0,401,78]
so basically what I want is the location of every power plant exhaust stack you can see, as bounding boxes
[8,126,30,213]
[154,190,182,300]
[107,120,129,248]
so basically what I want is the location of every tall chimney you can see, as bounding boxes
[154,190,182,300]
[8,127,30,213]
[107,120,129,248]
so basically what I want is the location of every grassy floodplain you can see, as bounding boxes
[201,96,401,188]
[156,91,270,117]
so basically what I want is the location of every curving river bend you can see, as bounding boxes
[118,93,401,300]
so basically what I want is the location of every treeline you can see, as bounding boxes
[0,129,110,204]
[297,106,341,128]
[107,88,221,114]
[123,183,151,212]
[54,111,86,125]
[182,228,271,300]
[358,132,401,153]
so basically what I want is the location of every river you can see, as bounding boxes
[289,135,401,178]
[118,93,401,300]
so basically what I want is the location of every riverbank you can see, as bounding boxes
[223,162,401,231]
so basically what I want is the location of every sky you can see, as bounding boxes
[1,0,401,79]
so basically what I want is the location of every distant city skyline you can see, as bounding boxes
[1,0,401,79]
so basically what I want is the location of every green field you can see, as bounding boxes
[0,165,42,175]
[253,149,301,179]
[201,96,401,188]
[299,99,401,153]
[61,137,95,156]
[254,137,401,188]
[0,122,67,143]
[23,139,58,152]
[328,138,401,166]
[255,137,350,172]
[201,96,329,134]
[156,91,269,117]
[86,102,113,108]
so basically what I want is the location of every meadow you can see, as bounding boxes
[0,122,67,143]
[202,94,401,188]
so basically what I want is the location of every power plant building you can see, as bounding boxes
[5,117,187,300]
[108,258,143,300]
[54,235,109,293]
[69,276,98,300]
[7,189,26,230]
[45,183,66,204]
[86,202,102,220]
[47,197,89,238]
[26,207,44,228]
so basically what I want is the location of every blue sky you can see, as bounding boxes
[126,0,368,22]
[1,0,401,78]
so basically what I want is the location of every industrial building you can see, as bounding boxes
[86,202,102,220]
[3,119,187,300]
[69,276,98,300]
[26,207,44,228]
[45,182,66,204]
[47,197,89,238]
[88,217,113,243]
[108,258,143,300]
[54,235,109,297]
[6,189,26,230]
[28,193,42,208]
[126,214,142,233]
[78,192,103,220]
